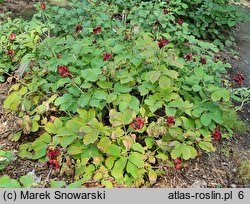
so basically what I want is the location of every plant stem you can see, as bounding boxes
[43,167,53,187]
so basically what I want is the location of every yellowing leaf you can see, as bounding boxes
[128,152,144,168]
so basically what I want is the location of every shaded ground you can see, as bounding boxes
[0,0,249,188]
[230,7,250,87]
[0,0,39,19]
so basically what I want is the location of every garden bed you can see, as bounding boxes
[0,0,249,188]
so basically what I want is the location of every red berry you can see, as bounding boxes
[9,33,16,41]
[177,18,184,25]
[163,9,169,15]
[212,128,221,141]
[200,57,206,65]
[173,158,182,164]
[153,19,161,30]
[158,38,170,48]
[46,159,60,170]
[130,118,144,130]
[103,52,113,61]
[41,3,46,10]
[166,116,175,127]
[57,66,71,77]
[184,53,192,61]
[75,25,83,32]
[232,71,244,86]
[175,163,182,170]
[46,148,60,159]
[93,26,102,34]
[7,50,14,55]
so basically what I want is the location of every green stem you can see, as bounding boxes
[70,79,85,95]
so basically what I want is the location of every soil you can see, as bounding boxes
[0,0,249,188]
[0,0,39,19]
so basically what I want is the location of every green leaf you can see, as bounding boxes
[50,180,66,188]
[97,137,111,153]
[114,83,132,93]
[146,71,161,84]
[126,161,139,178]
[148,169,157,184]
[145,137,155,149]
[111,157,127,178]
[106,93,117,103]
[159,76,171,89]
[10,131,22,142]
[171,146,182,159]
[200,113,212,126]
[131,143,145,154]
[181,145,191,160]
[94,172,102,181]
[93,90,107,100]
[211,90,222,101]
[210,111,223,124]
[67,145,83,155]
[67,180,83,188]
[211,89,229,102]
[163,69,179,79]
[122,109,134,124]
[128,152,144,168]
[83,129,99,145]
[105,156,116,169]
[101,180,113,188]
[78,92,91,108]
[3,92,21,111]
[107,144,121,156]
[199,141,216,152]
[81,68,101,82]
[189,146,198,159]
[0,175,21,188]
[109,109,134,127]
[97,81,113,89]
[59,135,78,148]
[31,120,39,132]
[20,175,34,188]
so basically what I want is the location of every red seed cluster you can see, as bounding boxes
[41,3,46,10]
[163,9,169,15]
[103,52,113,61]
[154,19,161,27]
[58,65,71,77]
[153,19,161,30]
[46,148,61,170]
[174,158,182,170]
[9,33,16,41]
[177,18,184,25]
[158,38,170,48]
[46,148,60,159]
[7,50,15,55]
[232,71,244,86]
[184,53,193,61]
[130,118,144,130]
[75,25,83,32]
[166,116,175,127]
[212,128,221,141]
[93,26,102,34]
[57,53,62,59]
[200,57,207,65]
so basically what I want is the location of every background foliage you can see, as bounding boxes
[0,0,246,187]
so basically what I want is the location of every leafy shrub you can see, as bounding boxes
[0,0,244,187]
[169,0,245,47]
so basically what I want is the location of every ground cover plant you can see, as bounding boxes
[0,0,248,187]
